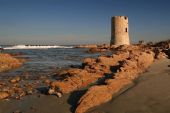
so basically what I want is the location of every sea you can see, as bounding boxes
[0,45,101,79]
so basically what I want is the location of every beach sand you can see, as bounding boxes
[0,88,86,113]
[0,58,169,113]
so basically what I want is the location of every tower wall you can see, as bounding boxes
[111,16,130,45]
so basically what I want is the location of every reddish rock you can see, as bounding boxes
[0,81,5,88]
[96,52,129,66]
[0,91,9,99]
[83,58,96,66]
[43,79,51,85]
[0,53,24,72]
[10,76,21,84]
[75,78,133,113]
[49,69,103,94]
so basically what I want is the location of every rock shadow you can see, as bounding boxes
[163,49,170,59]
[67,89,87,113]
[36,87,49,95]
[95,65,121,85]
[110,65,121,73]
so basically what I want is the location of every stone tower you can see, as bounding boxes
[110,16,130,45]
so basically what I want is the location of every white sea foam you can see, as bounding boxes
[3,45,73,50]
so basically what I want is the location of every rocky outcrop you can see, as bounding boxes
[0,54,24,72]
[75,50,155,113]
[47,40,169,113]
[47,44,160,113]
[48,51,130,95]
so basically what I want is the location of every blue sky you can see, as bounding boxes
[0,0,170,45]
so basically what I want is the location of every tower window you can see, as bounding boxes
[125,28,128,32]
[124,17,127,20]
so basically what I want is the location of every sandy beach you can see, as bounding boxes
[0,87,86,113]
[0,58,169,113]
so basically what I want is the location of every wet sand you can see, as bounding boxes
[89,58,170,113]
[0,88,86,113]
[0,59,169,113]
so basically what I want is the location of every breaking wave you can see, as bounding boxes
[3,45,73,50]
